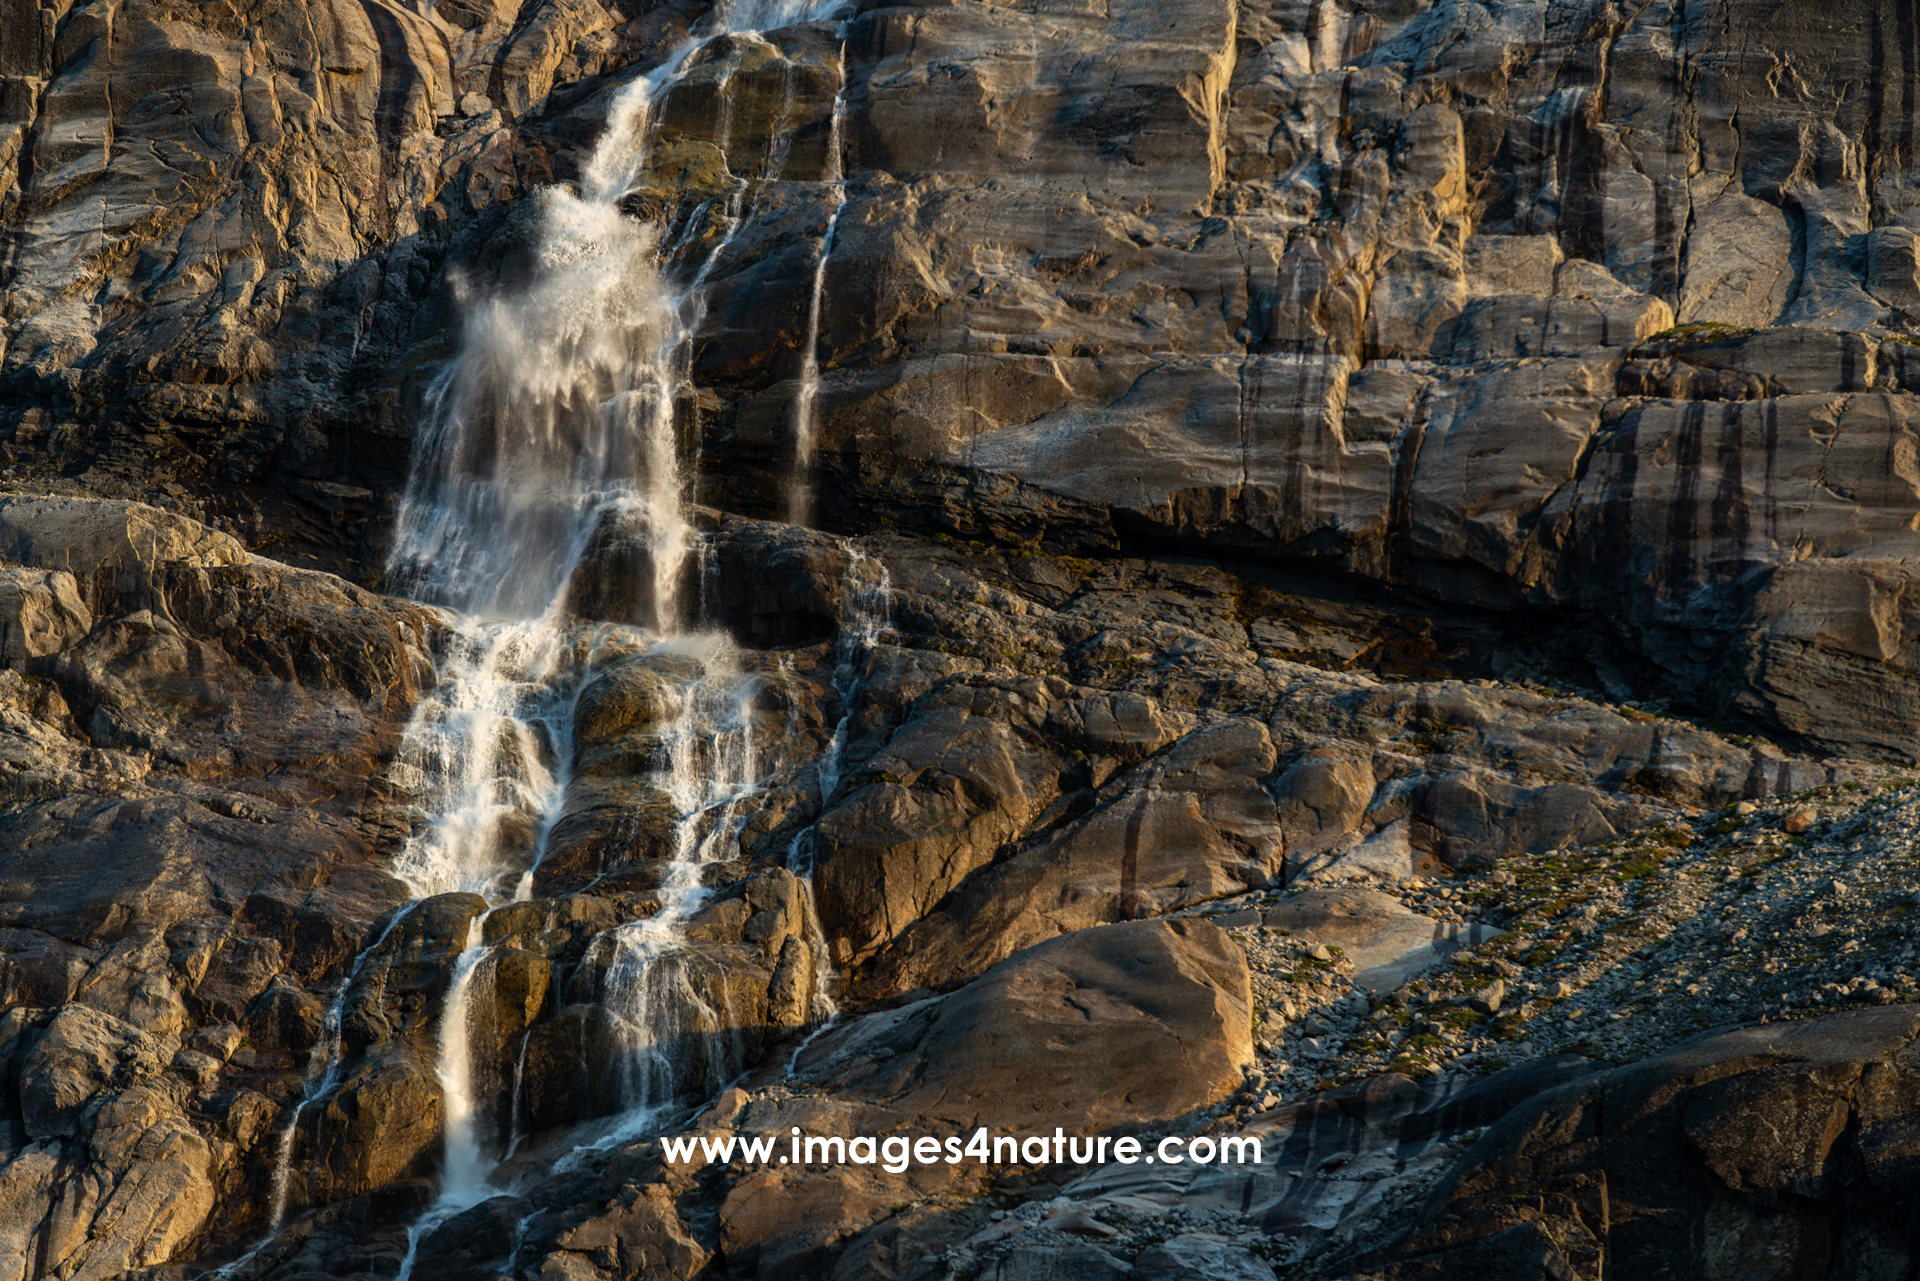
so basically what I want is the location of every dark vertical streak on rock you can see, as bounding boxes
[1668,0,1697,310]
[1868,3,1887,188]
[1236,353,1255,504]
[1388,382,1433,573]
[1710,399,1752,597]
[1598,412,1642,600]
[1559,90,1608,267]
[1278,343,1311,547]
[1780,195,1808,318]
[1651,178,1678,304]
[357,0,421,146]
[1119,790,1147,915]
[1898,0,1918,174]
[1761,397,1783,549]
[1664,399,1707,599]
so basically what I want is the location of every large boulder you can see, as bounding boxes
[827,715,1281,997]
[0,569,89,664]
[1260,888,1453,993]
[698,918,1254,1277]
[801,917,1255,1134]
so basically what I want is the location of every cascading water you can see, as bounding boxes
[600,651,764,1115]
[259,907,415,1236]
[386,199,688,629]
[211,903,420,1279]
[218,5,871,1276]
[787,44,850,528]
[368,0,862,1269]
[784,549,892,1064]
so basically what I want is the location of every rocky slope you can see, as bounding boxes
[0,492,1906,1281]
[5,0,1920,1280]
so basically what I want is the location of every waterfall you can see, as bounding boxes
[432,919,496,1203]
[218,3,868,1274]
[787,44,850,528]
[385,616,572,901]
[385,193,689,629]
[372,0,861,1267]
[212,905,420,1279]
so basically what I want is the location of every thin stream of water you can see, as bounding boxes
[782,549,891,1070]
[787,41,850,528]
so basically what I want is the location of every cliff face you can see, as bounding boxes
[779,0,1920,761]
[0,0,614,557]
[9,0,1920,752]
[4,2,1920,1280]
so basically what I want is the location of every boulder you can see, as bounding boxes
[293,1048,446,1213]
[800,918,1253,1134]
[17,1004,154,1141]
[2,1007,219,1279]
[826,713,1280,997]
[0,569,89,663]
[246,981,326,1054]
[410,1194,538,1281]
[701,918,1254,1277]
[1261,889,1449,993]
[0,496,247,618]
[545,1184,710,1281]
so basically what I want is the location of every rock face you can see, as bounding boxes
[0,0,637,572]
[0,496,1857,1279]
[684,0,1920,761]
[7,0,1920,753]
[798,524,1852,1000]
[669,917,1256,1280]
[1344,1008,1920,1281]
[800,917,1254,1135]
[11,2,1920,1281]
[0,495,440,1268]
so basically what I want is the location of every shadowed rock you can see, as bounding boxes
[1338,1008,1920,1281]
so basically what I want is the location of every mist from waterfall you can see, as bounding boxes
[384,191,688,628]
